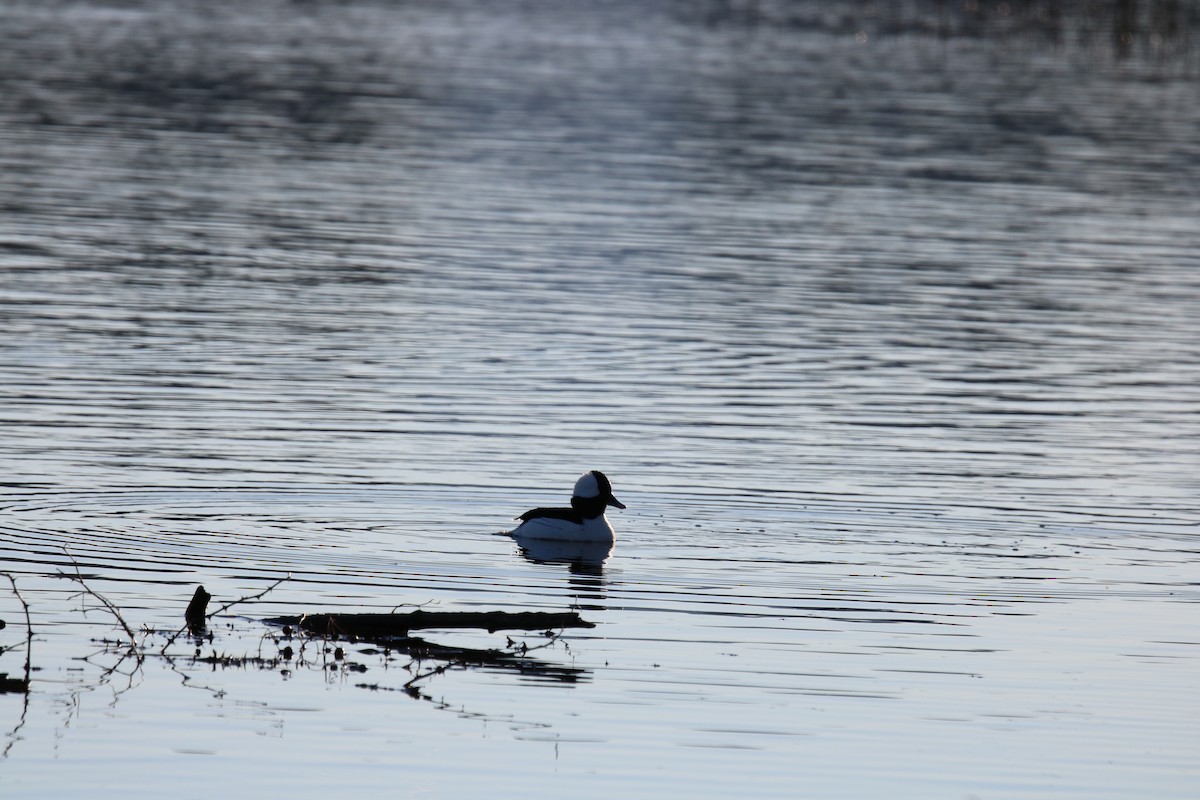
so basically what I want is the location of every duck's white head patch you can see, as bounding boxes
[573,471,601,498]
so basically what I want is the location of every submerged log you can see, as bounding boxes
[269,610,594,639]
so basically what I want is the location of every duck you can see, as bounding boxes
[511,470,626,542]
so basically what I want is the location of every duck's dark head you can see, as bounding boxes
[570,470,626,519]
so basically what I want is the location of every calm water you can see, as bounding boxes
[1,1,1199,797]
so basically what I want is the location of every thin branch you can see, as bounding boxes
[403,661,457,689]
[60,550,138,647]
[388,599,439,614]
[205,575,291,620]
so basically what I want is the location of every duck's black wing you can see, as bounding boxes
[516,507,583,523]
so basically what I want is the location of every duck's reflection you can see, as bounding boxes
[516,538,612,572]
[515,538,611,610]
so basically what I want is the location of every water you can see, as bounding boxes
[1,0,1199,797]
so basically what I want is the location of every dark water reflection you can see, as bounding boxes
[1,1,1199,797]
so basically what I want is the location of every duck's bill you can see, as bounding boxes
[608,495,627,509]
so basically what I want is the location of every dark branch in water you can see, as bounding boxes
[3,566,591,723]
[397,631,584,692]
[1,574,32,695]
[1,574,32,759]
[266,609,596,695]
[270,609,595,638]
[184,586,212,630]
[160,577,291,655]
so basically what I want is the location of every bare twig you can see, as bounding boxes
[388,599,439,614]
[205,575,290,619]
[403,661,457,689]
[60,550,139,647]
[505,629,565,657]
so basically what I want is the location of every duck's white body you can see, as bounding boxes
[512,513,616,543]
[511,470,625,544]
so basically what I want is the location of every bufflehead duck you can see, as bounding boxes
[512,471,626,542]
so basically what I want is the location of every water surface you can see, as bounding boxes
[1,1,1198,797]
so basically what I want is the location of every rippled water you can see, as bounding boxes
[2,1,1199,797]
